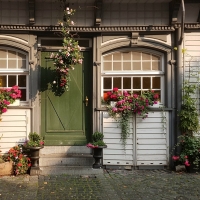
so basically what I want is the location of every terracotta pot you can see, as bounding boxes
[0,161,13,176]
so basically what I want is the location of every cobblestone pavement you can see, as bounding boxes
[0,169,200,200]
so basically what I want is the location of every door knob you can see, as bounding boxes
[85,96,88,106]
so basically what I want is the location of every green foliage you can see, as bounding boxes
[92,132,104,142]
[172,134,200,169]
[179,82,199,133]
[87,132,106,148]
[6,145,31,175]
[50,7,83,95]
[172,81,200,170]
[24,132,44,147]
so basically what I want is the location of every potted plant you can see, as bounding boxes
[87,132,107,169]
[23,132,44,169]
[5,145,31,175]
[0,85,21,116]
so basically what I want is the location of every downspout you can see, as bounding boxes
[176,0,185,146]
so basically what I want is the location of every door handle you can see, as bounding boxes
[85,96,88,106]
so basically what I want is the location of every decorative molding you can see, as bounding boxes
[130,32,139,46]
[0,25,176,32]
[95,0,102,27]
[0,24,199,32]
[28,0,35,25]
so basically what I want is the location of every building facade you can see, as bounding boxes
[0,0,200,170]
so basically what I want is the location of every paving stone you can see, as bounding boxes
[0,170,200,199]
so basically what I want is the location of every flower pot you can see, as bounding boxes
[0,161,13,176]
[8,99,20,106]
[92,146,107,169]
[25,146,43,168]
[148,101,162,108]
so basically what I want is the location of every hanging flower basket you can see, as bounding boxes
[50,7,83,96]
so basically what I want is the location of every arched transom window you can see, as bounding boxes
[101,49,164,103]
[0,48,29,102]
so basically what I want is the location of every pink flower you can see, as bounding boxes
[86,143,98,149]
[172,155,179,161]
[185,160,190,167]
[113,88,118,92]
[2,108,7,113]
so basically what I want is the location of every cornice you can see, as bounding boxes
[0,23,199,32]
[0,25,175,32]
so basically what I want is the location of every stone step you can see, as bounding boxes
[40,146,92,155]
[39,153,94,167]
[39,166,104,175]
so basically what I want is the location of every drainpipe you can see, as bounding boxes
[176,0,185,148]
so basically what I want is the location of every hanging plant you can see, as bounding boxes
[106,88,159,148]
[50,7,83,96]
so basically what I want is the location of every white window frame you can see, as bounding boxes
[101,48,165,104]
[0,47,29,105]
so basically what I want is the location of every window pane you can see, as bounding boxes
[18,75,26,87]
[152,61,160,70]
[132,52,141,60]
[104,62,112,71]
[8,75,16,87]
[113,62,121,70]
[123,77,131,89]
[113,77,121,89]
[0,50,7,58]
[0,60,7,68]
[123,62,131,70]
[122,52,131,60]
[133,62,141,70]
[103,54,112,61]
[18,53,26,60]
[133,77,141,89]
[152,55,159,61]
[18,59,26,69]
[103,77,112,89]
[143,77,151,89]
[0,76,7,87]
[142,62,151,70]
[8,60,17,68]
[8,50,16,58]
[142,53,151,60]
[153,77,160,89]
[113,52,121,60]
[20,89,26,101]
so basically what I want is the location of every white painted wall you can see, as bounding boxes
[102,111,169,168]
[0,109,31,154]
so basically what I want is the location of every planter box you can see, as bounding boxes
[0,161,13,176]
[8,99,20,106]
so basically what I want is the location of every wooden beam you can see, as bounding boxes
[170,0,181,25]
[28,0,35,25]
[95,0,102,27]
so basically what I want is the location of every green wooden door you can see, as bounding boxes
[41,51,92,145]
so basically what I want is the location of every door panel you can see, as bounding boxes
[41,51,92,145]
